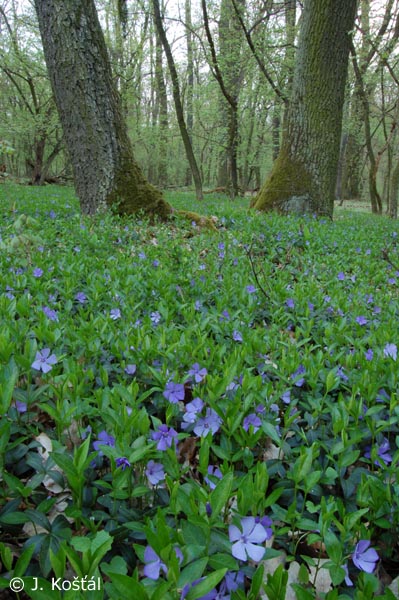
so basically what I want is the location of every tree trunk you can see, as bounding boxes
[185,0,194,187]
[253,0,357,218]
[155,29,168,187]
[152,0,203,201]
[34,0,171,218]
[389,156,399,219]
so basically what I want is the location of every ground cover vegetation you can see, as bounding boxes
[0,184,399,599]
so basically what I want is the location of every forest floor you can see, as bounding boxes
[0,183,398,600]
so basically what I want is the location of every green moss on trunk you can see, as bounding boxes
[252,147,313,214]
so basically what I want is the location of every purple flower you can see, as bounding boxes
[193,408,222,437]
[291,364,305,387]
[12,400,27,413]
[232,330,243,342]
[384,343,397,360]
[337,366,348,382]
[33,267,43,278]
[110,308,121,320]
[365,349,373,361]
[204,465,223,490]
[163,381,185,404]
[352,540,379,573]
[75,291,87,304]
[182,397,204,429]
[116,457,131,470]
[243,413,262,433]
[356,315,368,326]
[365,438,392,465]
[255,515,273,539]
[93,430,115,453]
[337,272,345,281]
[281,390,291,405]
[343,563,353,586]
[222,570,245,594]
[229,516,268,562]
[246,285,256,294]
[151,424,178,451]
[124,364,137,376]
[220,310,230,321]
[42,306,59,322]
[188,363,207,383]
[286,298,295,309]
[31,348,57,373]
[145,460,165,485]
[143,546,167,580]
[150,311,161,325]
[152,259,160,267]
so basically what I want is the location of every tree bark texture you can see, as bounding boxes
[253,0,357,218]
[34,0,171,218]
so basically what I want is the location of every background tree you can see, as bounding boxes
[34,0,171,217]
[253,0,358,217]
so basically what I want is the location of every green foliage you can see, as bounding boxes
[0,185,399,598]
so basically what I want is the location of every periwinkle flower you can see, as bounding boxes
[286,298,295,309]
[365,349,373,361]
[124,364,137,376]
[143,546,167,580]
[365,438,392,465]
[93,430,115,454]
[356,315,368,326]
[204,465,223,489]
[188,363,207,383]
[116,457,131,470]
[281,390,291,405]
[384,343,397,360]
[32,348,57,373]
[352,540,379,573]
[181,397,204,429]
[145,460,165,485]
[33,267,43,278]
[150,311,161,325]
[42,306,58,322]
[163,381,185,404]
[337,272,345,281]
[75,291,87,304]
[229,516,268,562]
[246,285,256,294]
[110,308,121,320]
[151,424,178,451]
[193,408,222,437]
[291,364,305,387]
[232,330,243,342]
[243,413,262,433]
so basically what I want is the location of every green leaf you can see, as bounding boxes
[185,568,227,600]
[14,544,36,577]
[0,359,18,415]
[210,472,233,518]
[105,573,149,599]
[178,557,208,588]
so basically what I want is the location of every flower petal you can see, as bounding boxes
[231,541,247,561]
[245,542,265,562]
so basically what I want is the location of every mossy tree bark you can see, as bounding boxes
[253,0,357,218]
[34,0,172,218]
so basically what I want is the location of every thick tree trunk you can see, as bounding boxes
[253,0,357,218]
[34,0,171,218]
